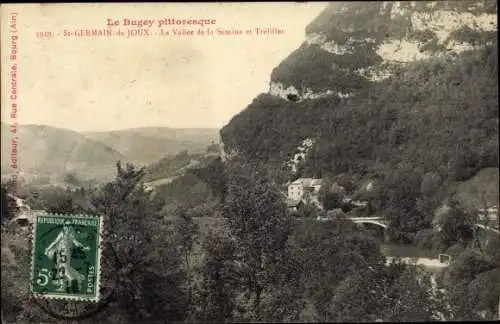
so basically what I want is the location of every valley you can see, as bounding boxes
[1,1,499,323]
[1,122,219,184]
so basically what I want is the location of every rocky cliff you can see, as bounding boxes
[220,1,498,181]
[269,1,497,101]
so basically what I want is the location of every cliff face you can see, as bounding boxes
[270,1,497,101]
[220,0,498,180]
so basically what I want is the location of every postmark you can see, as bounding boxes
[30,213,103,302]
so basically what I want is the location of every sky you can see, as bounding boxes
[2,3,327,132]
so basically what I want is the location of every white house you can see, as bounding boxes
[6,194,45,227]
[11,209,45,227]
[478,206,498,221]
[287,178,323,208]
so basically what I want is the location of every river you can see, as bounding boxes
[380,243,436,259]
[380,243,450,274]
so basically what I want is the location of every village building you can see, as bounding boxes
[286,199,304,213]
[478,206,499,221]
[287,178,323,210]
[7,194,45,227]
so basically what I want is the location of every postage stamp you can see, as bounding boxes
[30,214,103,302]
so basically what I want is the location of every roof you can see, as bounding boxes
[290,178,323,187]
[7,194,28,209]
[286,199,302,207]
[11,210,45,223]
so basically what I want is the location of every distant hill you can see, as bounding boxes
[1,123,220,183]
[83,127,220,166]
[1,123,123,181]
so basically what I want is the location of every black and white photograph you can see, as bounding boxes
[1,2,499,323]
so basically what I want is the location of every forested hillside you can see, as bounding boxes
[221,0,499,241]
[222,2,498,172]
[0,162,462,323]
[1,2,498,323]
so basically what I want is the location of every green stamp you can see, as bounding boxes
[30,214,103,302]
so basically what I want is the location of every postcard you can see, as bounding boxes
[1,2,498,323]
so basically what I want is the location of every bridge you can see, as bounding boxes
[317,216,500,234]
[347,216,389,228]
[347,216,390,242]
[346,216,499,243]
[346,217,499,232]
[318,215,499,240]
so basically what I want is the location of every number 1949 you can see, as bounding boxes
[36,31,54,38]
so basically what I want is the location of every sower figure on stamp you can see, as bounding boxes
[44,221,90,293]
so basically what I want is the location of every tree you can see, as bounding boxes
[1,184,17,223]
[381,165,428,243]
[466,268,500,320]
[441,248,498,320]
[189,157,228,203]
[44,188,74,214]
[463,172,500,254]
[322,192,344,211]
[174,208,199,271]
[443,249,496,288]
[384,265,448,322]
[142,218,189,323]
[439,198,475,247]
[326,268,383,322]
[318,177,346,211]
[327,261,450,322]
[296,200,320,218]
[173,207,199,311]
[89,161,187,323]
[206,141,220,154]
[195,231,238,322]
[292,219,383,321]
[221,165,298,321]
[1,230,31,322]
[63,172,81,187]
